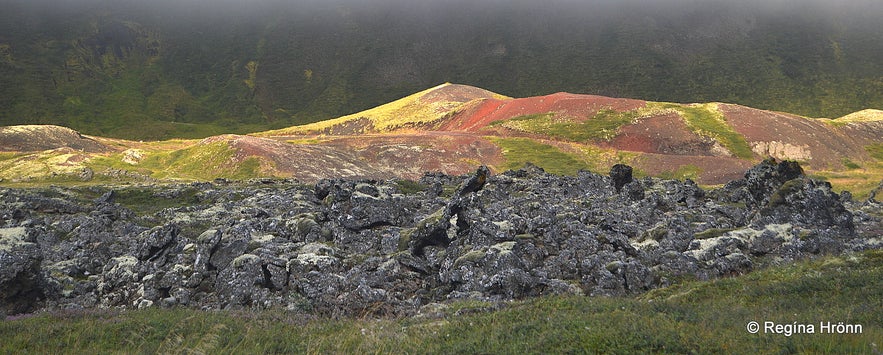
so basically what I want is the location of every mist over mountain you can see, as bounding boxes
[1,0,881,139]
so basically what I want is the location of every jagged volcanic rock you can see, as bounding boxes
[0,161,880,317]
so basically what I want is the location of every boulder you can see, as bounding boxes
[609,164,633,192]
[0,227,43,315]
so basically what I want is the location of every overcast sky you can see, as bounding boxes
[5,0,882,16]
[3,0,881,43]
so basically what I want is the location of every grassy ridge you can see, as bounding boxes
[868,143,883,162]
[87,141,268,181]
[488,136,643,178]
[830,109,883,126]
[3,250,880,353]
[490,137,593,175]
[258,83,508,136]
[814,142,883,199]
[651,102,755,159]
[493,109,639,143]
[657,164,703,181]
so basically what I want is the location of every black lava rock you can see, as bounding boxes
[0,160,877,317]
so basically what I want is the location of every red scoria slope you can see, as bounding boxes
[438,92,646,131]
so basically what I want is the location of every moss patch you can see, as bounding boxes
[113,187,202,215]
[867,143,883,162]
[842,158,862,170]
[768,178,805,207]
[650,102,754,159]
[490,137,591,176]
[658,164,702,181]
[492,109,639,142]
[395,180,428,195]
[87,141,269,182]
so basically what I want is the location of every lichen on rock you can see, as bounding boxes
[0,160,878,316]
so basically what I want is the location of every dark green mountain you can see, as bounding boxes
[1,0,882,140]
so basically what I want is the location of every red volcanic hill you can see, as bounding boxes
[1,84,881,194]
[253,83,882,185]
[437,92,646,132]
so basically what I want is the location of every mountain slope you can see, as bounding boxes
[2,1,882,140]
[257,83,508,136]
[834,109,883,124]
[1,84,881,196]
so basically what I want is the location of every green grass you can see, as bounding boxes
[2,250,880,353]
[657,164,702,181]
[842,158,862,170]
[652,102,755,159]
[488,136,642,177]
[287,138,328,145]
[830,109,883,126]
[0,152,22,162]
[493,109,639,142]
[490,137,592,175]
[810,143,883,200]
[88,142,269,182]
[139,142,257,180]
[868,143,883,162]
[815,170,882,201]
[112,187,203,215]
[395,180,429,195]
[0,138,267,185]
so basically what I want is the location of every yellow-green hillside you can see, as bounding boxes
[829,109,883,124]
[255,83,509,136]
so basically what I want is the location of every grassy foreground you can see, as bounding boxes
[2,251,881,354]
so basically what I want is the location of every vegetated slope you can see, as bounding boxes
[0,84,509,183]
[454,94,883,184]
[1,84,882,193]
[148,132,503,182]
[255,84,881,186]
[257,83,508,136]
[1,1,882,140]
[835,109,883,123]
[437,93,647,132]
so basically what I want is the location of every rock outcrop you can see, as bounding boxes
[0,161,879,317]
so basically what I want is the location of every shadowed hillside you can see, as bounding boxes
[1,0,882,140]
